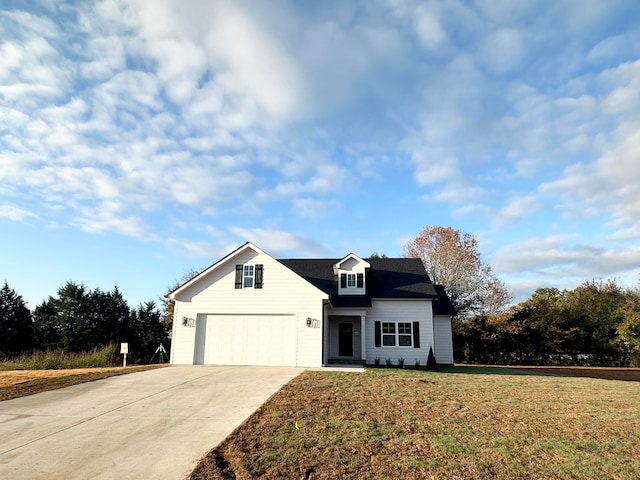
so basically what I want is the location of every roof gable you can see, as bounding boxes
[168,242,327,300]
[333,253,370,274]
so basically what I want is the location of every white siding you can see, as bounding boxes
[365,299,434,366]
[170,246,327,367]
[434,316,454,365]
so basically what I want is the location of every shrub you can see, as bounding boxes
[397,357,405,368]
[426,346,438,371]
[374,357,380,366]
[385,358,393,367]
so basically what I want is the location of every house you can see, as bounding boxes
[168,242,455,367]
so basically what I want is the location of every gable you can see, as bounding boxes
[168,242,327,302]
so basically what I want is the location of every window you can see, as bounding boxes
[235,264,263,289]
[380,321,413,347]
[398,322,412,346]
[382,322,396,346]
[340,272,364,289]
[243,265,254,288]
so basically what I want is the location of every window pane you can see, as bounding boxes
[243,265,254,288]
[382,335,396,346]
[382,322,395,334]
[399,335,412,346]
[347,274,356,287]
[398,323,411,334]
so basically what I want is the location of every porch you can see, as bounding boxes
[325,313,367,366]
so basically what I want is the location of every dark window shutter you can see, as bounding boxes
[340,273,347,288]
[375,321,381,348]
[235,264,243,289]
[357,273,364,288]
[255,264,263,289]
[413,321,420,348]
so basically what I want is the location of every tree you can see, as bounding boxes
[128,302,171,362]
[33,282,131,352]
[403,226,511,318]
[0,281,34,355]
[160,267,201,326]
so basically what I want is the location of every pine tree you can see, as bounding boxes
[0,281,34,355]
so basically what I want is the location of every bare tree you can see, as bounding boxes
[403,226,511,318]
[160,267,201,325]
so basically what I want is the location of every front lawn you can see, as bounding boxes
[190,367,640,479]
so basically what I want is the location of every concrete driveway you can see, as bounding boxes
[0,365,301,479]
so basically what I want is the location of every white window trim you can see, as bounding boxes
[381,321,413,348]
[243,265,254,288]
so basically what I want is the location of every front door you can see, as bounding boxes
[338,323,353,356]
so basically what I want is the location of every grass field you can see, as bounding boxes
[190,367,640,480]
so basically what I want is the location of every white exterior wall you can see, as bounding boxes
[433,315,454,365]
[365,299,434,366]
[170,247,327,367]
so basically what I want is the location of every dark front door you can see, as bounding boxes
[338,323,353,357]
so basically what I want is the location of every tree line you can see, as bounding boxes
[454,280,640,366]
[404,226,640,367]
[0,281,170,363]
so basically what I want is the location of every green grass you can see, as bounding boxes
[0,344,119,370]
[190,367,640,480]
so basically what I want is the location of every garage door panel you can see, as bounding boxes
[199,315,296,366]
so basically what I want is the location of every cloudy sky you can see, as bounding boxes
[1,0,639,309]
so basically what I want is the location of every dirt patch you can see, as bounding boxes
[0,367,126,387]
[0,365,166,401]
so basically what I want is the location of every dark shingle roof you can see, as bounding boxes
[278,257,439,308]
[433,284,456,316]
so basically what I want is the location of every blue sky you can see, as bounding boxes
[1,0,639,309]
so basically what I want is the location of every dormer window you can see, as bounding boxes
[341,273,364,289]
[336,254,369,295]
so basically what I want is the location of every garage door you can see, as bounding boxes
[194,314,297,366]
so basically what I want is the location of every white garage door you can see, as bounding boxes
[194,314,297,366]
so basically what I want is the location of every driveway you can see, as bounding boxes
[0,365,301,479]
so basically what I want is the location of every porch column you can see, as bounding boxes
[360,315,366,364]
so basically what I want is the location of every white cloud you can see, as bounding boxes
[229,227,331,258]
[492,234,640,283]
[478,28,524,74]
[540,126,640,228]
[496,195,539,224]
[0,205,36,222]
[293,198,340,219]
[203,1,304,122]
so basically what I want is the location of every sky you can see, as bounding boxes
[1,0,640,310]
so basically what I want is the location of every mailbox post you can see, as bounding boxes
[120,342,129,367]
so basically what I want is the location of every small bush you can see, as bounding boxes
[385,358,393,367]
[374,357,380,366]
[426,346,438,370]
[397,357,405,368]
[0,344,119,370]
[415,358,421,368]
